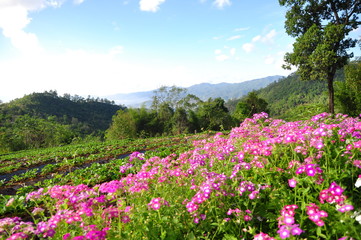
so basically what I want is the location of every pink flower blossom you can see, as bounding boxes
[288,178,297,188]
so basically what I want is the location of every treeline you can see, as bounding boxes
[1,59,360,153]
[105,86,270,140]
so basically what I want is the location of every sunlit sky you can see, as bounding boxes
[0,0,360,102]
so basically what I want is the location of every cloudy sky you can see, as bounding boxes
[0,0,360,102]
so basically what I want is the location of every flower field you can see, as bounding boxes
[1,112,361,239]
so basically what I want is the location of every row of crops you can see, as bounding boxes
[0,134,211,197]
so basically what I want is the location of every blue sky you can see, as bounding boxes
[0,0,360,102]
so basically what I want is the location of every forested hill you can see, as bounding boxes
[0,91,124,133]
[254,71,344,119]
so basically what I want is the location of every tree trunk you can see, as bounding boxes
[327,72,335,115]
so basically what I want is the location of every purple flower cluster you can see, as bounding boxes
[237,180,270,199]
[253,232,275,240]
[0,217,34,239]
[277,205,303,239]
[148,197,169,210]
[295,163,324,184]
[319,182,347,205]
[306,203,328,226]
[319,182,355,214]
[226,208,252,222]
[128,151,145,162]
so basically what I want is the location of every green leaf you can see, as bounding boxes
[222,234,238,240]
[186,231,196,240]
[316,227,327,239]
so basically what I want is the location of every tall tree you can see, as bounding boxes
[279,0,361,114]
[197,98,233,131]
[105,110,137,140]
[233,91,269,121]
[335,58,361,116]
[151,86,187,111]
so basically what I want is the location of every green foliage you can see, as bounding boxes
[105,110,137,140]
[281,101,328,121]
[0,91,123,135]
[233,91,268,121]
[172,108,190,135]
[279,0,361,114]
[0,115,74,152]
[151,86,187,110]
[0,91,123,152]
[335,59,361,116]
[106,87,235,140]
[197,98,233,131]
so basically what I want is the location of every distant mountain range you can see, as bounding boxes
[107,75,283,107]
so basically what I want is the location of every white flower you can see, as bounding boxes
[355,177,361,188]
[351,211,361,224]
[356,215,361,224]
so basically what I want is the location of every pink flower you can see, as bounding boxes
[6,198,15,207]
[306,203,328,226]
[253,232,275,240]
[85,230,107,240]
[148,197,169,210]
[337,205,354,213]
[244,215,252,221]
[288,178,297,188]
[277,226,290,239]
[63,233,71,240]
[283,216,294,225]
[6,232,28,240]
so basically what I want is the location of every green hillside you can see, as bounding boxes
[0,91,123,133]
[253,71,345,120]
[0,91,124,152]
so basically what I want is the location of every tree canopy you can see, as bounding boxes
[279,0,361,114]
[335,58,361,116]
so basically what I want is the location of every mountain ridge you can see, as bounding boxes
[107,75,283,107]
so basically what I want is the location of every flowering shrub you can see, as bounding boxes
[1,112,361,239]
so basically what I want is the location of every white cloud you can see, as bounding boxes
[214,49,222,55]
[0,0,70,54]
[0,0,65,10]
[213,0,231,8]
[264,55,275,65]
[214,47,235,61]
[230,48,236,56]
[263,29,277,44]
[139,0,166,12]
[242,29,278,53]
[234,27,250,32]
[215,54,229,61]
[0,4,43,54]
[73,0,85,4]
[227,35,241,41]
[214,48,230,61]
[109,45,124,56]
[242,43,254,53]
[251,30,277,44]
[252,35,261,42]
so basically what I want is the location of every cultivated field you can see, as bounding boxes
[1,113,361,239]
